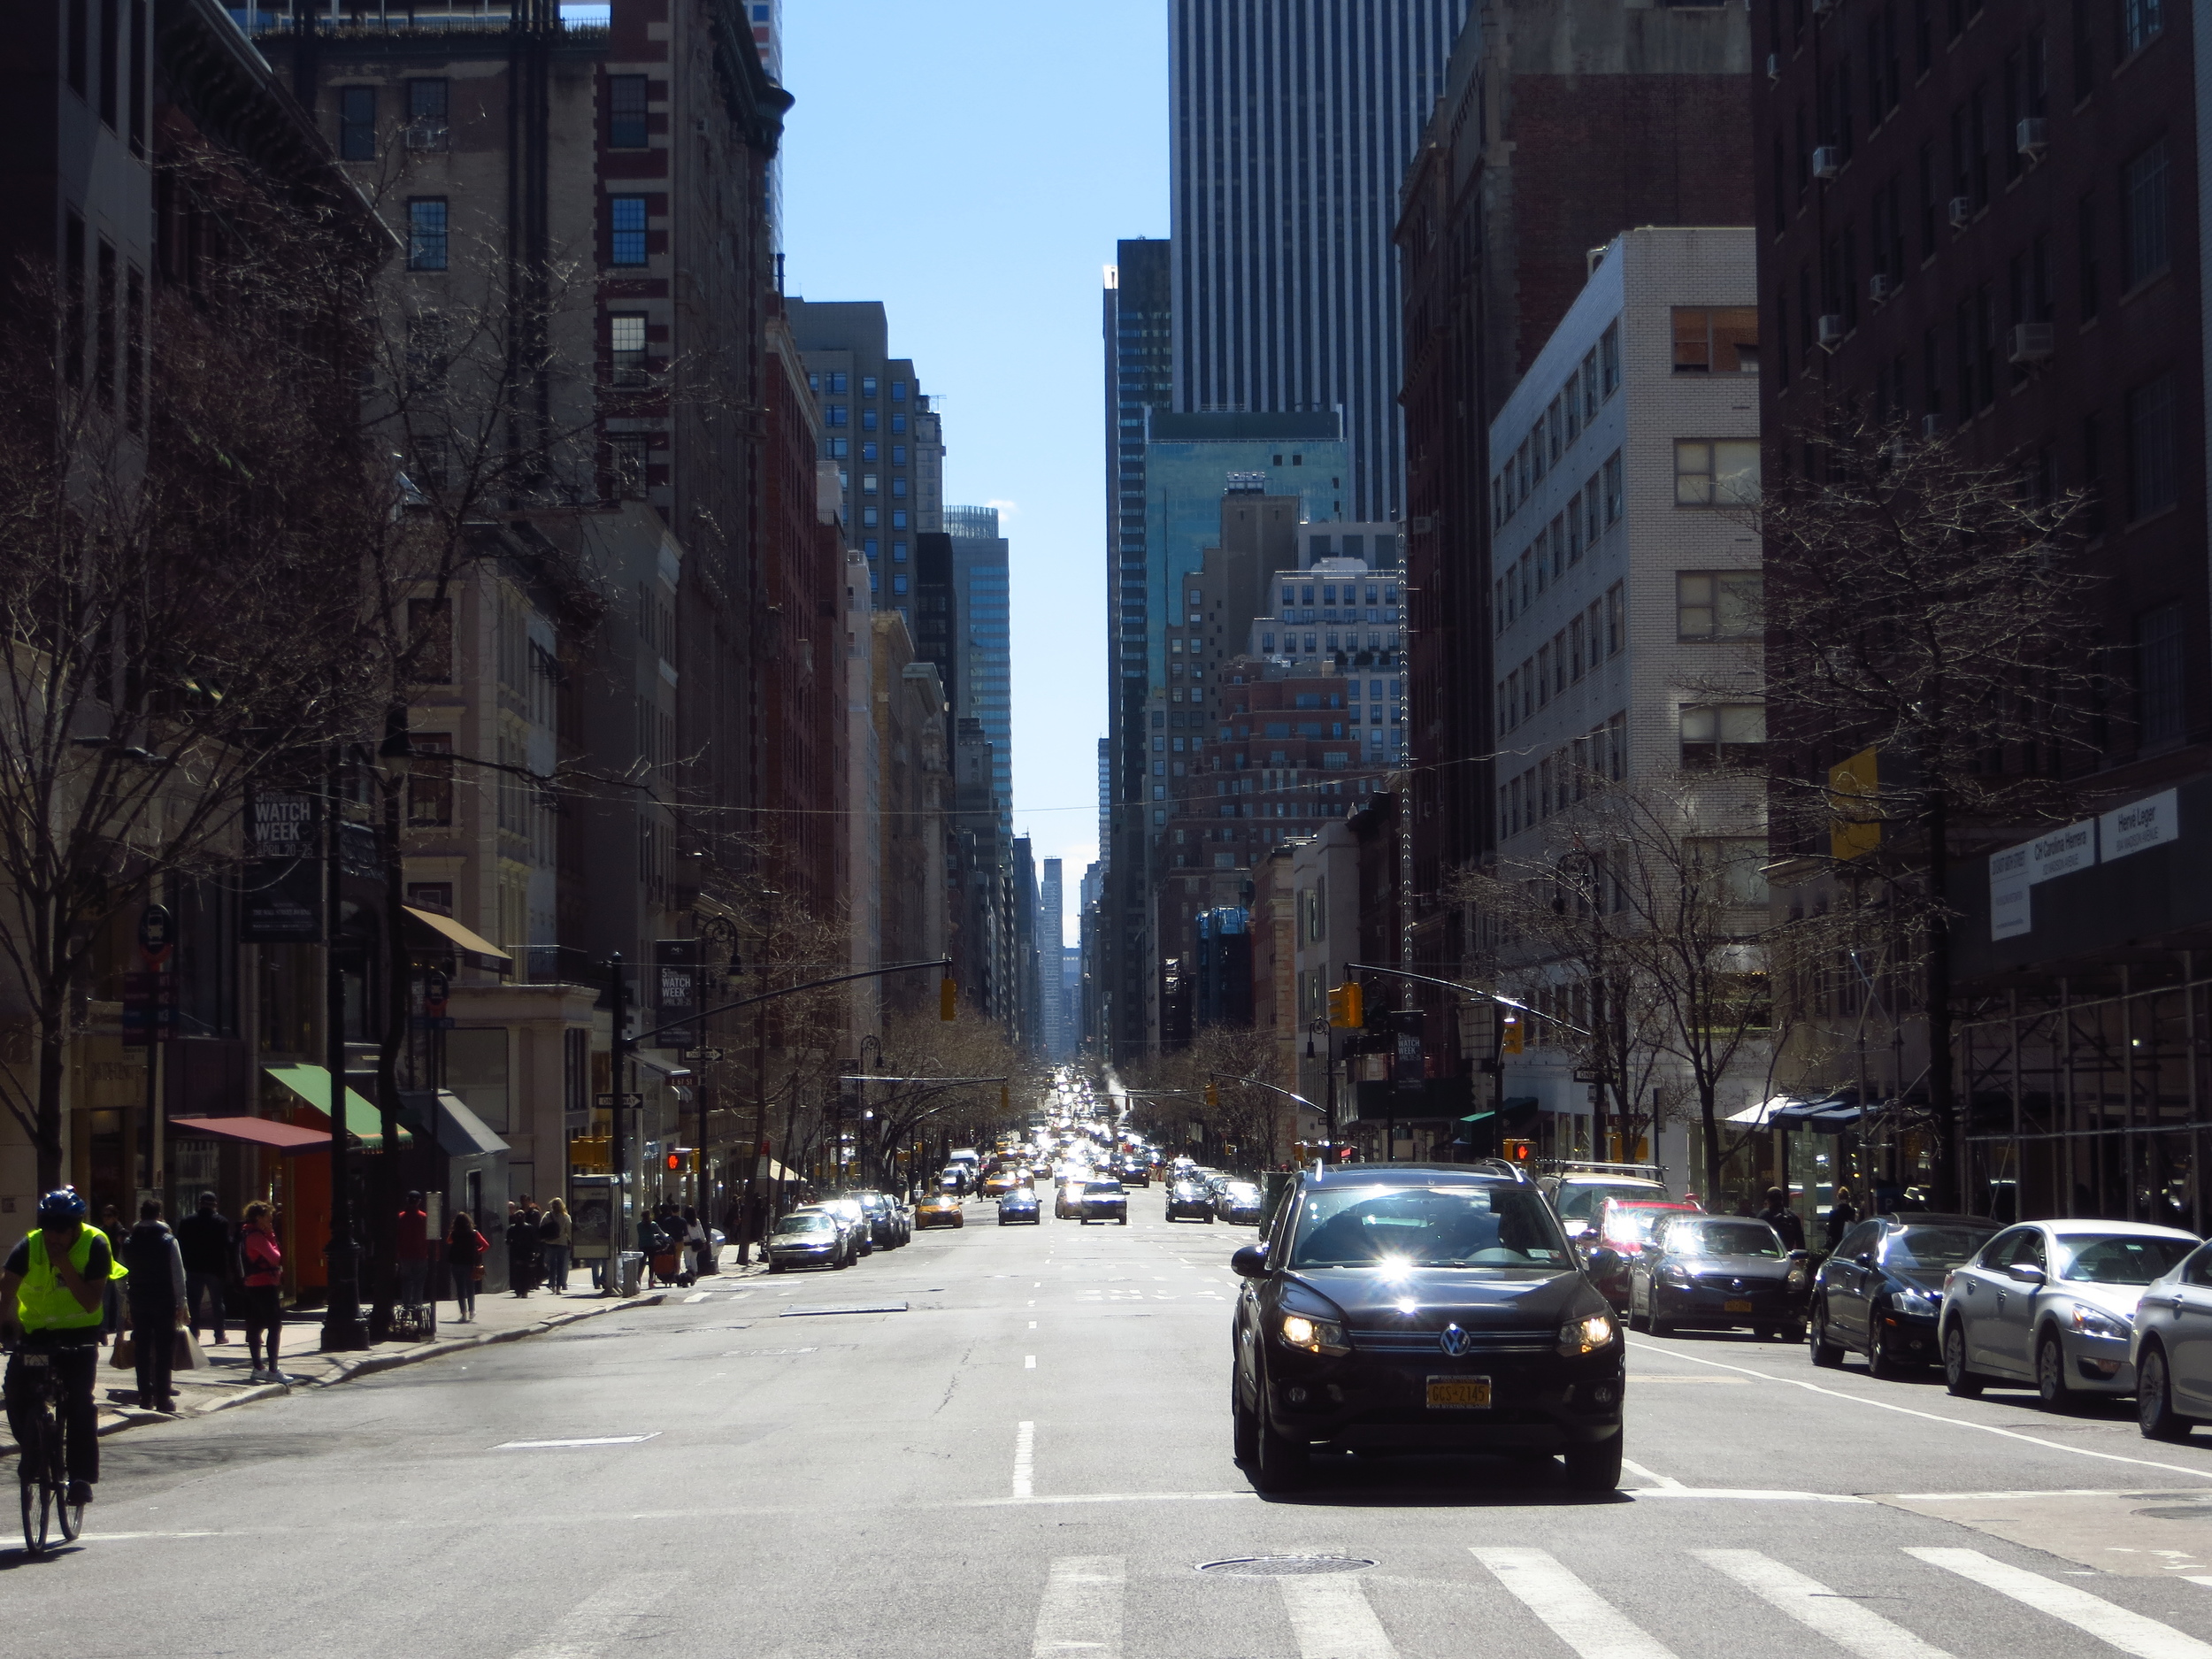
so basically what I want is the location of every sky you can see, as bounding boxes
[779,3,1171,948]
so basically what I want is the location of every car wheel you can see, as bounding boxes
[1626,1286,1648,1334]
[2036,1331,2077,1413]
[2139,1343,2193,1441]
[1563,1433,1624,1494]
[767,1262,785,1274]
[1251,1383,1309,1493]
[1648,1294,1672,1338]
[1809,1303,1845,1368]
[1942,1320,1985,1396]
[1204,1214,1216,1224]
[1867,1319,1904,1380]
[1118,1216,1128,1225]
[1232,1364,1260,1463]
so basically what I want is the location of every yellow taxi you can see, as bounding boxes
[915,1191,965,1230]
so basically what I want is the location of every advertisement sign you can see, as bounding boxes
[652,938,700,1049]
[242,790,323,942]
[2101,789,2179,863]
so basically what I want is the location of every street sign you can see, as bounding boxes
[120,972,176,1047]
[136,903,174,964]
[680,1047,723,1062]
[594,1093,646,1108]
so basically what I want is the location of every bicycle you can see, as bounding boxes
[8,1338,83,1555]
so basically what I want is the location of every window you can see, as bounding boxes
[406,78,449,149]
[2122,141,2171,290]
[1678,572,1763,639]
[1605,584,1624,657]
[1672,308,1760,373]
[408,598,453,682]
[609,74,649,148]
[339,86,376,160]
[861,375,877,397]
[610,196,648,266]
[1602,453,1624,524]
[2127,371,2177,519]
[1674,440,1762,506]
[408,735,455,826]
[1600,322,1621,395]
[1680,705,1766,768]
[826,404,847,427]
[610,312,648,385]
[862,408,879,431]
[406,198,448,271]
[611,432,648,498]
[828,372,848,394]
[891,380,907,401]
[2137,602,2185,745]
[2122,0,2163,57]
[1582,349,1599,419]
[861,472,878,495]
[891,413,906,433]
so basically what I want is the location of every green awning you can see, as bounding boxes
[1459,1110,1497,1126]
[264,1064,411,1148]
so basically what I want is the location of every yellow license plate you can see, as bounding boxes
[1426,1377,1492,1409]
[1724,1299,1754,1313]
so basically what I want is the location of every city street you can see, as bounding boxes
[20,1202,2212,1657]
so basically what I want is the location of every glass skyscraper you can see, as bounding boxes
[945,503,1012,827]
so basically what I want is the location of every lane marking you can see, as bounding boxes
[495,1434,660,1449]
[1696,1549,1954,1659]
[1026,1355,1037,1369]
[1907,1547,2212,1658]
[1629,1339,2212,1482]
[1032,1555,1125,1658]
[508,1571,688,1658]
[1473,1547,1678,1659]
[1280,1575,1398,1659]
[1619,1456,1684,1491]
[1014,1420,1035,1500]
[683,1290,711,1302]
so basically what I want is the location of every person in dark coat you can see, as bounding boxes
[447,1211,487,1321]
[1824,1187,1860,1252]
[506,1196,542,1297]
[173,1192,234,1342]
[1758,1187,1807,1252]
[119,1199,189,1412]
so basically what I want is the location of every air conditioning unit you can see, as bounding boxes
[2008,321,2055,364]
[1812,145,1842,180]
[2016,117,2050,160]
[1816,314,1848,351]
[1948,195,1974,229]
[1869,273,1898,305]
[1922,413,1948,439]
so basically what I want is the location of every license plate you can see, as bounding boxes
[1724,1299,1754,1313]
[20,1354,47,1369]
[1426,1376,1492,1409]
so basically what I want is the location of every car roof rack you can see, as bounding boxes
[1540,1160,1665,1179]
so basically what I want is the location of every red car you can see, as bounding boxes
[1583,1199,1703,1311]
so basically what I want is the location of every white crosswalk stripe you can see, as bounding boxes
[507,1571,688,1659]
[1032,1555,1125,1658]
[1696,1549,1955,1659]
[1906,1547,2212,1659]
[1280,1576,1397,1659]
[1472,1547,1677,1659]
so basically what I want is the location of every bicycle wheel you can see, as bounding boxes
[19,1471,50,1555]
[52,1441,80,1543]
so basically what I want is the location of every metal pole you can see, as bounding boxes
[321,745,367,1350]
[606,952,626,1296]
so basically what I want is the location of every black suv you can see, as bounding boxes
[1230,1162,1625,1492]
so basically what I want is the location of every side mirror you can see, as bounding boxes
[1855,1251,1877,1266]
[1230,1243,1271,1278]
[2006,1261,2047,1286]
[1585,1247,1622,1277]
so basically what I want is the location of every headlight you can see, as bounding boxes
[1558,1312,1617,1356]
[1786,1263,1809,1290]
[1889,1286,1940,1317]
[1278,1313,1349,1356]
[1659,1263,1694,1286]
[2071,1306,2132,1340]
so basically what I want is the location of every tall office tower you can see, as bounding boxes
[944,505,1013,825]
[1169,0,1469,521]
[1039,857,1066,1058]
[1104,242,1173,872]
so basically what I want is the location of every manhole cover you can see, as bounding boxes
[1197,1555,1375,1577]
[2135,1506,2212,1520]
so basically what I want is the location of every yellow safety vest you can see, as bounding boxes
[17,1229,120,1332]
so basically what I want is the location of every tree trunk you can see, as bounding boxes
[35,983,67,1193]
[1700,1081,1724,1206]
[1924,787,1959,1210]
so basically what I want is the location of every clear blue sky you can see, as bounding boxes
[780,3,1170,947]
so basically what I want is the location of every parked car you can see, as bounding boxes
[998,1187,1041,1225]
[818,1195,874,1256]
[914,1192,965,1230]
[1583,1199,1702,1311]
[1541,1169,1672,1246]
[1627,1215,1801,1339]
[1229,1162,1623,1493]
[784,1203,862,1267]
[1807,1214,2000,1376]
[765,1211,846,1272]
[2132,1240,2212,1438]
[1164,1178,1217,1223]
[1942,1220,2198,1408]
[849,1190,909,1249]
[1215,1180,1267,1226]
[1077,1179,1129,1225]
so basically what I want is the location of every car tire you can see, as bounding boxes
[1867,1318,1905,1380]
[1204,1214,1216,1225]
[767,1262,785,1274]
[2036,1331,2077,1413]
[1648,1295,1672,1338]
[1809,1304,1845,1368]
[1118,1216,1128,1225]
[1626,1288,1648,1334]
[1563,1433,1624,1494]
[1232,1366,1260,1464]
[2139,1342,2193,1441]
[1942,1320,1985,1396]
[1251,1390,1309,1493]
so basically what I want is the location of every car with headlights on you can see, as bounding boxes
[1542,1170,1672,1248]
[1583,1199,1702,1312]
[766,1211,846,1272]
[783,1204,861,1267]
[1942,1220,2198,1409]
[1807,1214,1998,1377]
[997,1187,1041,1225]
[1215,1180,1267,1226]
[848,1189,909,1249]
[914,1191,965,1230]
[1229,1162,1624,1494]
[1076,1179,1129,1225]
[1165,1178,1217,1223]
[815,1195,876,1258]
[982,1167,1021,1200]
[1627,1216,1799,1339]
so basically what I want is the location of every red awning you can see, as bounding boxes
[168,1116,333,1155]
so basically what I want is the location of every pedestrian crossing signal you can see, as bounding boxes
[1327,983,1363,1028]
[941,977,958,1021]
[1502,1138,1532,1163]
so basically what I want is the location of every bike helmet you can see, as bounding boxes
[35,1189,86,1225]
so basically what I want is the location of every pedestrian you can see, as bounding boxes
[396,1190,430,1318]
[507,1194,542,1297]
[173,1191,233,1343]
[1824,1186,1859,1253]
[447,1211,488,1321]
[541,1198,572,1293]
[238,1202,286,1383]
[119,1199,189,1412]
[638,1209,670,1287]
[1758,1187,1807,1252]
[682,1206,710,1279]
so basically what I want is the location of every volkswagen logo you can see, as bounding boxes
[1439,1324,1472,1357]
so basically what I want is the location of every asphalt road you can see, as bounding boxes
[26,1200,2212,1657]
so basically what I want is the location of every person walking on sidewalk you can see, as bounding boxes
[541,1199,572,1293]
[173,1192,233,1343]
[396,1192,430,1317]
[238,1203,286,1382]
[119,1199,189,1412]
[1824,1187,1860,1254]
[508,1196,542,1297]
[447,1212,488,1321]
[1758,1187,1807,1253]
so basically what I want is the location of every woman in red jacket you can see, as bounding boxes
[238,1203,285,1382]
[446,1211,489,1322]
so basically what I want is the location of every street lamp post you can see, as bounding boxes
[321,741,368,1351]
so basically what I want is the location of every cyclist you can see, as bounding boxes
[0,1189,126,1506]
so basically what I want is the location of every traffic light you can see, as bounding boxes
[1502,1138,1532,1163]
[1205,1080,1220,1108]
[1326,982,1364,1028]
[940,977,958,1021]
[1500,1012,1524,1055]
[999,1083,1010,1113]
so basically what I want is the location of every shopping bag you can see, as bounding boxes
[109,1332,135,1370]
[173,1329,206,1371]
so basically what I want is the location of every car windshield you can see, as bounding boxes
[2059,1234,2197,1285]
[1286,1184,1571,1271]
[1086,1181,1125,1195]
[1225,1183,1261,1199]
[776,1215,833,1234]
[1671,1220,1784,1258]
[1556,1181,1667,1221]
[1886,1225,1994,1271]
[1601,1206,1687,1243]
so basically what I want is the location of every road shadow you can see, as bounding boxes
[1240,1451,1633,1509]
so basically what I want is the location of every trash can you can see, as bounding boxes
[617,1251,644,1297]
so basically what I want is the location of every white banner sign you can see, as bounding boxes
[1989,843,2032,941]
[2101,788,2179,862]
